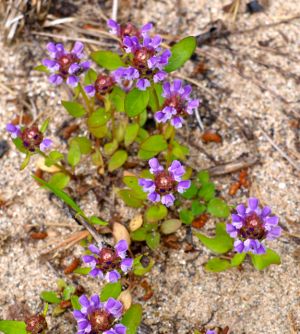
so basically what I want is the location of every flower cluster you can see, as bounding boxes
[226,198,282,254]
[139,158,191,207]
[73,295,126,334]
[108,19,171,91]
[82,240,133,282]
[25,314,47,334]
[43,42,90,87]
[155,79,200,128]
[6,124,52,152]
[85,74,115,98]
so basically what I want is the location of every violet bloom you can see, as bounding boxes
[6,124,52,152]
[155,79,200,128]
[42,42,90,87]
[226,198,282,255]
[107,19,152,40]
[82,240,133,282]
[139,158,191,207]
[73,294,127,334]
[206,331,216,334]
[85,74,115,98]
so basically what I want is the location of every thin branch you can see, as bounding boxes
[111,0,119,21]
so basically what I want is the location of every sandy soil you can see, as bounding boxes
[0,1,300,333]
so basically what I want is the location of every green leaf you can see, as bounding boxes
[165,36,196,72]
[231,253,246,267]
[137,149,158,160]
[122,176,147,199]
[40,291,61,304]
[32,176,83,215]
[52,305,66,317]
[205,258,232,272]
[140,135,167,152]
[250,248,281,270]
[131,227,148,241]
[69,137,92,154]
[45,150,64,167]
[49,172,70,189]
[104,139,118,156]
[125,123,139,146]
[71,295,81,310]
[91,50,125,70]
[172,141,189,160]
[146,231,160,250]
[62,101,86,118]
[12,137,26,153]
[113,122,126,143]
[34,64,50,73]
[110,87,126,112]
[118,189,144,208]
[179,209,194,225]
[145,204,168,223]
[89,215,108,226]
[125,88,149,117]
[62,285,76,300]
[20,153,30,170]
[191,201,206,216]
[135,128,149,144]
[148,83,164,110]
[207,198,230,218]
[73,267,91,275]
[100,282,122,301]
[197,170,210,184]
[133,255,154,276]
[160,219,182,234]
[67,142,81,167]
[181,182,198,199]
[84,68,97,85]
[108,150,128,172]
[87,108,110,127]
[195,223,233,254]
[91,148,103,167]
[0,320,27,334]
[198,182,215,201]
[40,118,50,133]
[121,304,143,334]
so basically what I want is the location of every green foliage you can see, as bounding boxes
[124,123,140,146]
[91,50,125,70]
[165,36,196,72]
[160,219,182,234]
[118,189,144,208]
[207,198,230,218]
[231,253,246,267]
[133,255,155,276]
[179,209,194,225]
[145,204,168,223]
[191,201,206,216]
[145,231,160,250]
[84,68,97,85]
[125,88,149,117]
[40,291,61,304]
[205,258,232,272]
[110,87,126,112]
[49,172,70,189]
[62,100,86,118]
[12,137,27,153]
[68,141,81,167]
[121,304,143,334]
[69,137,92,155]
[198,182,215,201]
[71,295,81,310]
[20,153,30,170]
[34,64,50,73]
[40,118,50,133]
[87,108,110,138]
[250,248,281,270]
[89,215,108,226]
[138,135,167,159]
[104,140,118,156]
[45,151,64,167]
[100,282,122,301]
[195,223,233,254]
[0,320,27,334]
[108,150,128,172]
[181,182,198,199]
[172,141,189,160]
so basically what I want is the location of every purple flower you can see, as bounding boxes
[84,74,115,97]
[139,158,191,207]
[206,331,216,334]
[42,42,90,87]
[155,79,200,128]
[6,123,21,139]
[82,240,133,282]
[73,295,127,334]
[107,19,152,39]
[226,198,282,255]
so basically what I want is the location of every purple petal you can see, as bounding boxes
[155,111,168,123]
[39,138,52,152]
[136,78,150,91]
[161,193,175,207]
[115,239,128,257]
[172,79,183,93]
[72,41,84,57]
[73,310,84,320]
[42,59,59,72]
[120,258,133,272]
[226,223,238,238]
[148,191,160,203]
[181,85,192,99]
[6,124,20,138]
[82,255,96,263]
[105,298,123,318]
[153,71,167,83]
[89,268,102,278]
[141,22,153,34]
[261,206,271,217]
[236,204,246,216]
[177,180,191,193]
[84,85,96,97]
[79,295,90,308]
[66,75,79,87]
[113,324,127,334]
[88,244,100,254]
[149,158,163,174]
[90,294,100,308]
[105,270,121,283]
[234,240,244,253]
[162,81,171,97]
[138,178,155,193]
[48,74,63,85]
[68,63,81,75]
[168,160,185,181]
[107,19,120,35]
[171,116,184,128]
[266,226,282,240]
[80,60,91,71]
[265,216,279,226]
[46,42,57,54]
[248,197,259,211]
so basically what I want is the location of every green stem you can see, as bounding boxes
[39,151,73,178]
[151,85,160,112]
[166,126,175,166]
[78,83,92,113]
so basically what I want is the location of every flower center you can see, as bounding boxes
[21,126,43,152]
[25,315,47,334]
[97,248,120,271]
[95,74,115,95]
[89,309,112,332]
[163,95,185,115]
[133,47,155,72]
[154,171,176,195]
[239,212,266,240]
[57,54,79,73]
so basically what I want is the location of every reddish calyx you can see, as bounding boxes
[239,212,266,240]
[57,54,79,74]
[25,314,47,334]
[21,126,43,152]
[154,171,176,195]
[89,309,112,332]
[97,248,120,271]
[94,74,115,96]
